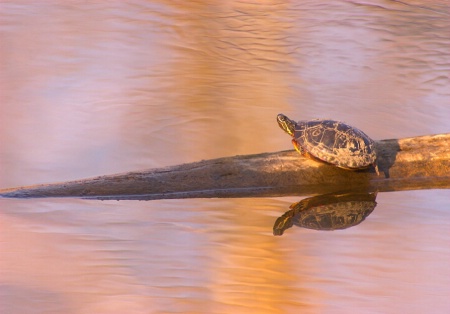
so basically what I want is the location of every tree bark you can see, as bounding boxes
[1,134,449,200]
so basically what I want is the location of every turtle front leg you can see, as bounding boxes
[292,139,305,156]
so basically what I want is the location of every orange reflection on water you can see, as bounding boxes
[1,0,450,313]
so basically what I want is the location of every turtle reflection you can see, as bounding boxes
[273,191,378,235]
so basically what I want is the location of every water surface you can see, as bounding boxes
[1,1,449,313]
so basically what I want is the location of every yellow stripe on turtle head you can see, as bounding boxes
[277,114,296,137]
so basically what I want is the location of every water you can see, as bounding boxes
[1,1,450,313]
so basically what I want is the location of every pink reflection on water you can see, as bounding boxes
[1,1,450,313]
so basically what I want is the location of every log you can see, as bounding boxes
[1,134,449,200]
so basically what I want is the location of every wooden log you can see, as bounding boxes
[1,134,449,200]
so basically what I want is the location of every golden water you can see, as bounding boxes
[1,1,449,313]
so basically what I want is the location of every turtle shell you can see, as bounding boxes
[273,191,377,235]
[294,119,376,169]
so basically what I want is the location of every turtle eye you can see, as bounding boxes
[277,114,286,123]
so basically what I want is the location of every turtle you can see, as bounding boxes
[277,114,379,174]
[273,191,378,235]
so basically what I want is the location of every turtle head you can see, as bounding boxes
[277,114,296,137]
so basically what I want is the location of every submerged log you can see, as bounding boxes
[1,134,449,200]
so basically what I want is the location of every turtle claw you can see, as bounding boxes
[374,163,380,176]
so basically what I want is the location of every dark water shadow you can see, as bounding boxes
[273,190,378,235]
